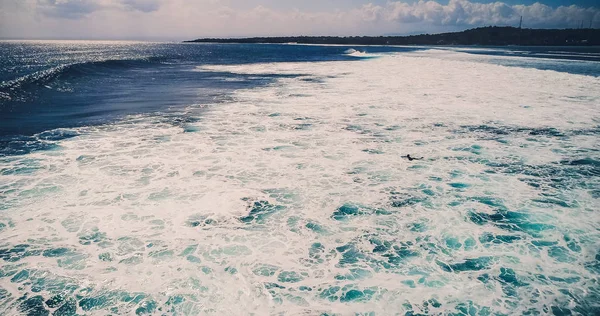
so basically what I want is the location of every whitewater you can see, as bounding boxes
[1,47,599,315]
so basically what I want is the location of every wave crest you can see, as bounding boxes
[0,56,164,101]
[344,48,371,58]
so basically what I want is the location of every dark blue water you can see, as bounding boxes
[0,42,418,138]
[1,41,598,156]
[454,46,600,62]
[447,46,600,76]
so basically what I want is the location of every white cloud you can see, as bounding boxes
[120,0,161,13]
[381,0,598,28]
[0,0,598,39]
[32,0,162,19]
[36,0,101,19]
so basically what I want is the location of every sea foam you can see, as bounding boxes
[1,50,599,314]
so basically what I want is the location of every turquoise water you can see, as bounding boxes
[0,43,599,315]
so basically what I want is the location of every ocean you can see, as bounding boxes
[0,41,599,315]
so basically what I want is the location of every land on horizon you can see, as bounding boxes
[186,26,600,46]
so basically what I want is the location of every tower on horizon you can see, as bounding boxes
[519,16,523,29]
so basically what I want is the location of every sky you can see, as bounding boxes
[0,0,598,40]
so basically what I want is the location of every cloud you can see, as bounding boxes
[36,0,101,19]
[379,0,599,28]
[120,0,161,13]
[1,0,599,39]
[32,0,162,19]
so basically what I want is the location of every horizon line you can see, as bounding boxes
[2,25,598,42]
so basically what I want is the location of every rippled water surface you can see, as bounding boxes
[0,42,599,315]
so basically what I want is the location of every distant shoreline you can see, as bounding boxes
[186,26,600,47]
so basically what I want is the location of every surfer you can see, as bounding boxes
[402,154,423,161]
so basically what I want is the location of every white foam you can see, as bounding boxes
[343,48,373,58]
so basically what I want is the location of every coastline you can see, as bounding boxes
[186,26,600,47]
